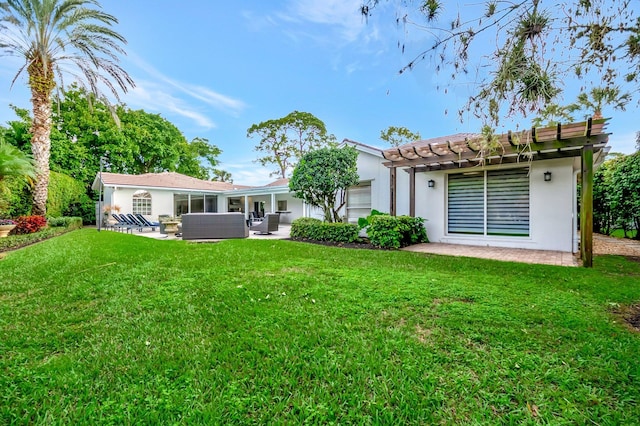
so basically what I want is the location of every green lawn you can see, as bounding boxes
[610,228,638,239]
[1,229,639,424]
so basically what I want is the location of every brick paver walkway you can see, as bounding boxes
[402,243,579,266]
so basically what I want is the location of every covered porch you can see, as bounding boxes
[381,119,610,267]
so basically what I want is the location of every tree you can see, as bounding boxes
[0,0,134,215]
[362,1,640,125]
[379,126,421,147]
[289,146,359,222]
[177,137,221,180]
[212,169,233,183]
[567,87,631,120]
[247,111,336,179]
[609,152,640,239]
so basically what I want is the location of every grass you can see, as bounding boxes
[1,229,639,424]
[610,228,638,239]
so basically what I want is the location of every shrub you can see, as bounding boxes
[47,216,83,229]
[13,215,47,235]
[291,217,359,243]
[368,215,428,249]
[0,176,32,218]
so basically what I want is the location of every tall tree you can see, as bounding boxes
[362,1,640,125]
[380,126,421,147]
[289,146,359,223]
[211,169,233,183]
[0,0,134,215]
[567,87,631,120]
[177,137,222,180]
[247,111,336,179]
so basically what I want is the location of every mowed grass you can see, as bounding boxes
[1,229,639,424]
[610,228,638,239]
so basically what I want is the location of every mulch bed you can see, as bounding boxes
[288,238,384,250]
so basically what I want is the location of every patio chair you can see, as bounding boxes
[249,213,279,235]
[111,214,132,233]
[135,213,159,230]
[126,214,157,232]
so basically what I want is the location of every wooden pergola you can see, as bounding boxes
[381,119,610,267]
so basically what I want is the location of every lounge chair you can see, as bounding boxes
[249,213,279,235]
[135,213,159,230]
[126,213,156,232]
[111,214,132,233]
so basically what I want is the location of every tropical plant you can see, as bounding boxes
[362,1,640,125]
[567,87,631,120]
[211,169,233,183]
[0,0,134,215]
[289,146,359,223]
[0,142,36,182]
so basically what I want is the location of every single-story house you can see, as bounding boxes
[92,119,608,260]
[91,172,301,224]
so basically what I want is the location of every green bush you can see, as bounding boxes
[368,215,428,249]
[291,217,359,243]
[0,176,32,218]
[47,216,83,229]
[46,171,88,218]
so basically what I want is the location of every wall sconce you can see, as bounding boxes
[428,179,435,188]
[544,171,552,182]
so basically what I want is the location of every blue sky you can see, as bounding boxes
[0,1,637,185]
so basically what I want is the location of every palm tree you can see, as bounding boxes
[212,169,233,183]
[0,0,134,215]
[567,87,631,120]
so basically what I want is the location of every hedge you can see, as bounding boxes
[291,217,359,243]
[367,215,428,249]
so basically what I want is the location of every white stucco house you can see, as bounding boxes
[92,119,608,257]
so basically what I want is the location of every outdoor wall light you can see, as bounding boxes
[544,171,552,182]
[428,179,435,188]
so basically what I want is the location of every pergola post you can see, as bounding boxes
[390,166,397,216]
[409,167,416,217]
[581,144,594,267]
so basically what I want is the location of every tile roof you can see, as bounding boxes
[100,172,251,191]
[262,178,289,187]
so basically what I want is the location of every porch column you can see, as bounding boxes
[271,193,276,213]
[244,196,250,220]
[581,144,594,267]
[390,166,397,216]
[409,167,416,217]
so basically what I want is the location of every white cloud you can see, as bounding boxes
[128,53,247,115]
[288,0,366,43]
[125,83,216,129]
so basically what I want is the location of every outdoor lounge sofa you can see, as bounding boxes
[249,213,280,235]
[181,213,249,240]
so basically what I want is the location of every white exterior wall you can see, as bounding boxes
[419,158,577,252]
[109,187,174,220]
[354,150,389,214]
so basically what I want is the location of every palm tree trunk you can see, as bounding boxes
[28,63,55,216]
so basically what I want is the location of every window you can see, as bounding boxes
[132,190,152,215]
[277,200,288,212]
[448,168,529,237]
[175,193,218,215]
[347,181,372,224]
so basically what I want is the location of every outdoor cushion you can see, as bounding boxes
[181,213,249,240]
